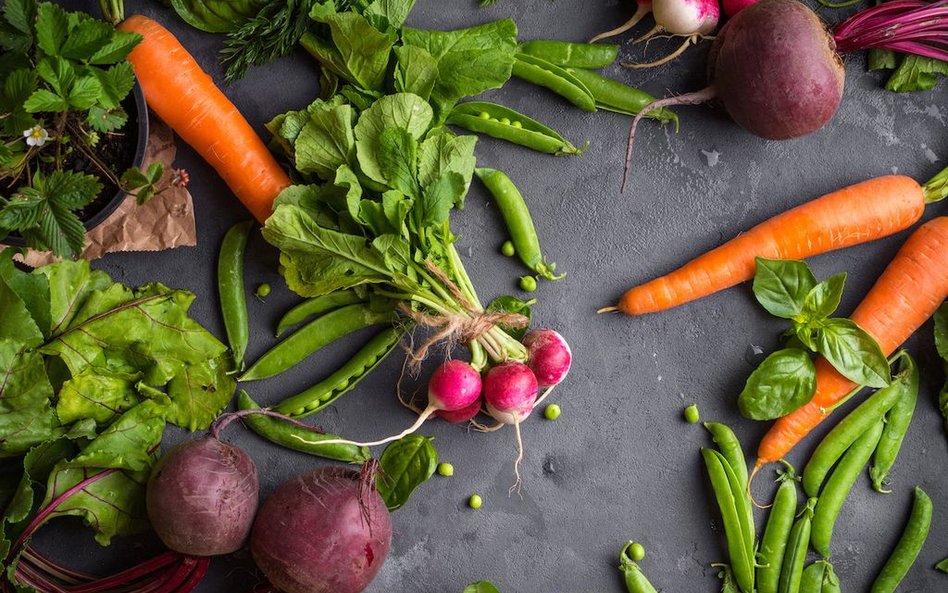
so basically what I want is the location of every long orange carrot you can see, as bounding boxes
[117,16,290,223]
[755,216,948,470]
[601,175,926,315]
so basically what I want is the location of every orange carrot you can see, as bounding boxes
[117,16,290,223]
[601,176,925,316]
[756,216,948,469]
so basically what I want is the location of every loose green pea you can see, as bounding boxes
[544,403,561,420]
[519,275,537,292]
[629,542,646,562]
[438,462,454,477]
[511,120,523,128]
[478,111,490,119]
[255,283,271,298]
[499,117,511,125]
[501,240,516,257]
[468,494,483,509]
[684,404,700,424]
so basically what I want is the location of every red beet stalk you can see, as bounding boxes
[834,0,948,61]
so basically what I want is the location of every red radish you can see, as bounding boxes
[590,0,654,43]
[251,465,391,593]
[483,362,540,491]
[722,0,760,17]
[307,359,482,448]
[625,0,720,68]
[622,0,948,190]
[436,398,483,423]
[523,329,572,388]
[146,434,258,557]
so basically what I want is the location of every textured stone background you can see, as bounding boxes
[43,0,948,591]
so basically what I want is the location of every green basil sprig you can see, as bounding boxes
[377,434,438,511]
[739,258,891,421]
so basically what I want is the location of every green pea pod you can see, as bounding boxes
[276,290,366,337]
[218,220,253,370]
[565,68,679,126]
[705,422,749,488]
[275,327,404,417]
[446,101,585,156]
[240,302,398,381]
[618,542,659,593]
[702,449,755,593]
[475,167,563,282]
[518,39,619,69]
[237,390,370,463]
[821,562,841,593]
[811,418,886,557]
[778,498,816,593]
[800,562,828,593]
[870,354,920,493]
[802,352,916,498]
[512,53,597,112]
[758,471,799,593]
[870,487,933,593]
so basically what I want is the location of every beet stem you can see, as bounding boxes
[621,86,718,193]
[833,0,948,59]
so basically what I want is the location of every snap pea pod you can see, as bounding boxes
[237,390,370,463]
[801,561,840,593]
[757,470,799,593]
[565,68,679,126]
[512,53,597,112]
[870,487,933,593]
[518,39,620,69]
[705,422,749,488]
[802,352,916,498]
[446,101,585,156]
[870,355,920,493]
[240,302,399,382]
[811,418,886,558]
[618,541,659,593]
[474,167,563,282]
[274,327,404,418]
[702,448,755,593]
[778,498,816,593]
[276,290,365,337]
[218,220,253,370]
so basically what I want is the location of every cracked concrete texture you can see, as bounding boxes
[42,0,948,591]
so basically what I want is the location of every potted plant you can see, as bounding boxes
[0,1,179,259]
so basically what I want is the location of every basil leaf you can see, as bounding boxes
[738,348,816,421]
[464,584,502,593]
[936,557,948,573]
[816,318,891,388]
[752,258,817,319]
[169,0,265,33]
[801,272,846,321]
[934,302,948,361]
[377,434,437,511]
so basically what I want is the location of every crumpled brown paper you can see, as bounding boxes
[9,117,197,267]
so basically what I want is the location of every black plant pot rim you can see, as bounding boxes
[3,76,149,248]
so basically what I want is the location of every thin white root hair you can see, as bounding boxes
[292,407,435,448]
[508,421,525,498]
[470,419,506,433]
[533,385,557,408]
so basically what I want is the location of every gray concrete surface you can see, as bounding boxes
[40,0,948,591]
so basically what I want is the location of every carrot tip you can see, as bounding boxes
[596,306,620,314]
[747,461,772,509]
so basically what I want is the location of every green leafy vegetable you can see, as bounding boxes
[869,49,948,93]
[738,348,816,420]
[752,258,817,320]
[377,434,438,511]
[169,0,267,33]
[815,318,891,388]
[934,302,948,433]
[936,557,948,573]
[463,583,502,593]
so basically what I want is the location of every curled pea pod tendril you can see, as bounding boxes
[870,487,933,593]
[511,53,597,112]
[802,351,917,498]
[518,39,620,69]
[778,498,816,593]
[274,327,405,418]
[702,448,755,593]
[565,67,679,127]
[618,542,659,593]
[218,220,253,370]
[237,390,370,463]
[276,290,366,337]
[475,167,564,282]
[757,468,798,593]
[811,418,885,558]
[446,101,586,156]
[239,302,399,382]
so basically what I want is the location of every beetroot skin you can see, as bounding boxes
[712,0,845,139]
[146,437,259,556]
[251,467,392,593]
